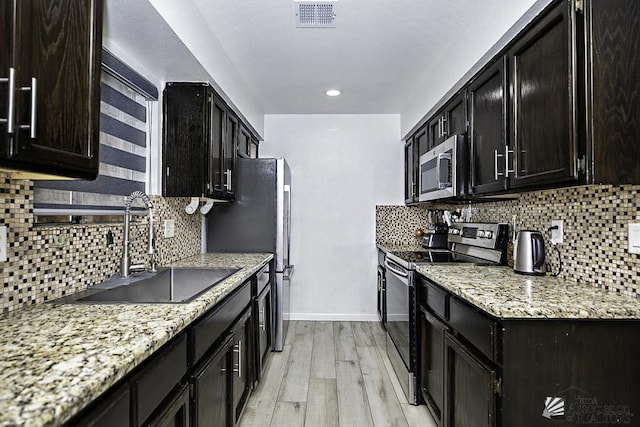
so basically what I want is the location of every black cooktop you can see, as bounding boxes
[388,250,497,266]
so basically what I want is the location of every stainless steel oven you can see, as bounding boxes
[384,254,418,404]
[383,222,508,406]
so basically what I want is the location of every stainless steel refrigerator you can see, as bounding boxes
[206,157,292,351]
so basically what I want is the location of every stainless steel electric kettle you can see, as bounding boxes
[513,230,546,275]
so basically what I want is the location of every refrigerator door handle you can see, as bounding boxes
[283,265,294,280]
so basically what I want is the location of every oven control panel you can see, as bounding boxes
[448,223,507,249]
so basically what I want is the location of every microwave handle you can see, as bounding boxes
[436,152,452,188]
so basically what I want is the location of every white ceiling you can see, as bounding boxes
[191,0,537,115]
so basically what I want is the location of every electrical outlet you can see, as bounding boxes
[551,220,564,244]
[164,219,175,238]
[629,223,640,254]
[0,225,7,262]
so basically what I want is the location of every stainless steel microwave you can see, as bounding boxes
[419,135,467,202]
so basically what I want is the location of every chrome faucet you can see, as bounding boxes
[120,191,157,277]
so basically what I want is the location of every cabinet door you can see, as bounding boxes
[420,308,446,426]
[586,0,640,184]
[508,1,578,189]
[255,283,272,380]
[469,58,508,195]
[144,384,190,427]
[447,93,467,137]
[0,2,11,149]
[223,112,238,197]
[404,138,418,204]
[7,0,102,178]
[427,113,444,150]
[444,332,498,427]
[162,84,208,197]
[209,97,226,197]
[415,125,428,157]
[191,335,233,427]
[231,308,253,425]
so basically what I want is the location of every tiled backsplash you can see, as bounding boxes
[0,173,202,313]
[376,185,640,297]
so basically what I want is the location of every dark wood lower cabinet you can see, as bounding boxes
[144,385,190,427]
[255,283,272,381]
[444,332,498,427]
[191,335,233,427]
[74,384,130,426]
[231,308,253,425]
[419,307,446,426]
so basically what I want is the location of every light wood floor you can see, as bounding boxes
[239,321,438,427]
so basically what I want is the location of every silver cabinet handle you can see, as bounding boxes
[19,77,37,138]
[233,340,242,378]
[259,309,265,331]
[224,169,232,190]
[505,145,515,177]
[441,116,447,138]
[0,67,16,134]
[494,149,505,180]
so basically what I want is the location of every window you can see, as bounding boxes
[34,49,158,218]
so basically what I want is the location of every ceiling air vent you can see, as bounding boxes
[295,1,337,28]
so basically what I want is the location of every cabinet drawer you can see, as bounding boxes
[256,264,270,295]
[449,297,497,362]
[135,334,187,426]
[421,278,448,321]
[190,280,251,364]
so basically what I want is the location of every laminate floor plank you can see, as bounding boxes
[333,321,358,361]
[304,378,339,427]
[239,346,292,427]
[351,321,376,347]
[310,322,336,379]
[269,401,306,427]
[357,346,408,427]
[241,321,438,427]
[401,403,438,427]
[277,321,314,402]
[336,360,374,427]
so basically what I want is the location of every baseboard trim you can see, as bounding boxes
[287,313,380,322]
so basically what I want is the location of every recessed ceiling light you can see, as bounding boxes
[326,89,341,97]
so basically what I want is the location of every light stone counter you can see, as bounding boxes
[416,264,640,319]
[0,253,272,427]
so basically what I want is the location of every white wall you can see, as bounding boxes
[262,115,402,321]
[400,0,543,137]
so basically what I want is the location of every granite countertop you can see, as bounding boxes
[376,242,426,252]
[0,253,273,427]
[416,264,640,320]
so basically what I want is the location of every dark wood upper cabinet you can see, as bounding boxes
[162,83,208,197]
[404,137,418,204]
[585,0,640,184]
[427,93,467,152]
[508,0,578,190]
[223,112,238,198]
[0,0,103,179]
[469,58,508,195]
[238,124,259,159]
[163,82,236,201]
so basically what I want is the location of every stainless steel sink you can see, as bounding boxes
[74,267,240,303]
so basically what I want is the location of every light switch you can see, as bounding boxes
[164,219,175,238]
[0,226,7,262]
[629,223,640,255]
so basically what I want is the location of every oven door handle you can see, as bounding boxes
[384,260,409,279]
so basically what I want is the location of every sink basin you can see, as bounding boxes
[75,267,240,303]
